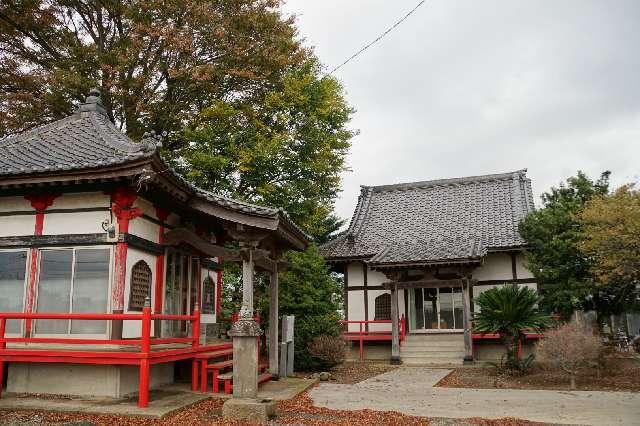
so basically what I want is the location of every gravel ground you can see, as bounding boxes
[438,356,640,392]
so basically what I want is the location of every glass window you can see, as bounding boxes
[439,287,454,329]
[0,251,28,333]
[36,250,73,334]
[453,287,464,330]
[202,274,216,315]
[36,248,110,335]
[71,249,110,334]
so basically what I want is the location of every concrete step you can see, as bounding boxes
[401,356,464,366]
[401,348,465,355]
[401,340,465,348]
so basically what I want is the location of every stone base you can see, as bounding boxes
[222,398,277,423]
[7,363,173,398]
[390,355,402,365]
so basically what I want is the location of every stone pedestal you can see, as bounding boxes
[223,318,272,421]
[222,397,277,423]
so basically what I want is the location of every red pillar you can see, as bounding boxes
[138,302,152,408]
[23,193,59,337]
[109,187,142,339]
[153,207,169,314]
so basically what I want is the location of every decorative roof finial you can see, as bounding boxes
[76,87,107,116]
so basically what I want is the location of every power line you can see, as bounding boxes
[324,0,427,77]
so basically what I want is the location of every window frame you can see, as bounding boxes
[33,245,113,338]
[0,248,30,336]
[374,292,392,321]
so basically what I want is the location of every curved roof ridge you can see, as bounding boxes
[370,169,528,192]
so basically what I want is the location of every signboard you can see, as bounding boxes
[284,315,295,343]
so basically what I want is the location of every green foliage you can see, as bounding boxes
[519,171,610,318]
[474,284,552,373]
[578,185,640,314]
[474,284,552,338]
[278,245,342,370]
[171,58,354,240]
[0,1,355,239]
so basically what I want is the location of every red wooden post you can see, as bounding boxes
[191,304,200,391]
[517,335,523,360]
[138,299,152,408]
[110,187,142,340]
[24,194,59,337]
[0,318,6,398]
[359,322,364,362]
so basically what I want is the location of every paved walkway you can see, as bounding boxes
[310,367,640,425]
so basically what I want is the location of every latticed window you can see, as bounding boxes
[129,260,152,311]
[374,293,391,320]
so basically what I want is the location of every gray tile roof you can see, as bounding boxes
[0,90,157,175]
[0,89,309,243]
[320,170,534,266]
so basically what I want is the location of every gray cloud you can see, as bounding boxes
[283,0,640,220]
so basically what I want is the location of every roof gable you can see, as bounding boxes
[321,170,534,266]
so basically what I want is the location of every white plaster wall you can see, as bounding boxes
[43,211,110,235]
[515,252,534,279]
[122,248,158,338]
[54,192,110,209]
[472,253,513,281]
[0,196,32,212]
[133,196,157,218]
[129,216,160,242]
[346,262,364,288]
[42,192,109,235]
[0,215,35,236]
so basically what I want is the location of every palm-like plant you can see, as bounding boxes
[474,284,552,369]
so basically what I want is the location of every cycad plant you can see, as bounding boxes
[474,284,552,372]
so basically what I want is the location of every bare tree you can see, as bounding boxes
[537,322,602,389]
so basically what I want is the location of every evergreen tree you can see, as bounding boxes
[519,171,610,318]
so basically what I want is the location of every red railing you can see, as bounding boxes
[339,316,406,362]
[0,304,201,408]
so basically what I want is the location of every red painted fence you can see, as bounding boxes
[0,305,207,408]
[340,316,406,362]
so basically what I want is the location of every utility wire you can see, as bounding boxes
[324,0,427,77]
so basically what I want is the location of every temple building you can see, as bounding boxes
[320,170,538,364]
[0,90,306,406]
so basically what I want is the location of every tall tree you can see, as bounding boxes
[172,58,354,239]
[578,185,640,315]
[0,1,354,239]
[519,171,610,318]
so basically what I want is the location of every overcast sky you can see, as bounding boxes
[281,0,640,223]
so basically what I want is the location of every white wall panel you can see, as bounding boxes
[0,196,32,212]
[129,217,160,242]
[472,253,513,281]
[0,215,34,236]
[346,262,364,287]
[55,192,109,209]
[515,252,534,279]
[43,211,110,235]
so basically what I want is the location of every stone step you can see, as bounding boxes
[401,356,464,366]
[401,347,465,355]
[402,340,465,348]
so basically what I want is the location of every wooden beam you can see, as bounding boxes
[0,233,109,248]
[382,278,464,290]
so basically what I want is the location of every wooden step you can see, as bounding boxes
[221,372,273,394]
[194,349,233,360]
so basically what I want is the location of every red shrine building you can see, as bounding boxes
[0,90,306,405]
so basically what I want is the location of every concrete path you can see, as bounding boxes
[310,367,640,425]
